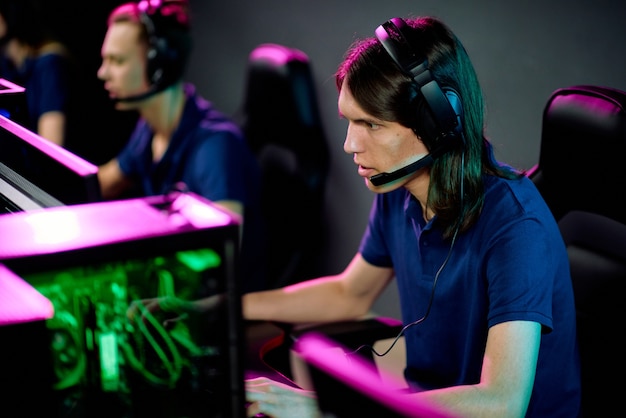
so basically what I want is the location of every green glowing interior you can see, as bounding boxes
[23,248,222,401]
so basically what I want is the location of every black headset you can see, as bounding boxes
[137,0,189,91]
[375,17,464,156]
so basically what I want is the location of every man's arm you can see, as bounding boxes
[242,253,395,324]
[37,111,65,147]
[98,158,133,200]
[411,320,540,418]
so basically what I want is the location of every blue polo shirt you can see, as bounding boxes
[117,83,266,293]
[360,174,581,417]
[0,53,72,131]
[23,54,71,123]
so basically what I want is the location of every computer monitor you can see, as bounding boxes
[0,112,101,214]
[0,77,27,122]
[0,192,246,418]
[0,161,65,213]
[294,332,458,418]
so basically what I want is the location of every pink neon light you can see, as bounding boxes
[249,43,308,66]
[0,264,54,326]
[0,193,236,260]
[294,332,459,418]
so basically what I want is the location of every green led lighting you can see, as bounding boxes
[99,332,119,391]
[21,247,223,401]
[176,248,221,272]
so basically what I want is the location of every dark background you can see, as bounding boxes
[58,0,626,317]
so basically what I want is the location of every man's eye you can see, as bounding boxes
[368,122,381,130]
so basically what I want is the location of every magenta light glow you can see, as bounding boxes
[0,264,54,326]
[0,193,237,260]
[249,43,308,66]
[0,113,98,177]
[294,332,459,418]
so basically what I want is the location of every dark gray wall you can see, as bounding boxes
[185,0,626,317]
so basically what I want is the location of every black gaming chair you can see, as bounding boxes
[529,86,626,416]
[237,43,330,290]
[527,85,626,224]
[558,210,626,417]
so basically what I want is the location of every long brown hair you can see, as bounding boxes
[336,16,521,238]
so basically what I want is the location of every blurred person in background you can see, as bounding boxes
[97,0,267,293]
[0,0,77,147]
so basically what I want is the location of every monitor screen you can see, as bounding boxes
[0,192,246,418]
[0,113,101,213]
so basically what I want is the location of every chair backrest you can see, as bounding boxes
[530,85,626,416]
[558,210,626,417]
[528,85,626,224]
[237,43,330,289]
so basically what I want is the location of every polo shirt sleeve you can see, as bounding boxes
[359,193,394,268]
[184,130,253,204]
[485,215,557,332]
[34,54,71,116]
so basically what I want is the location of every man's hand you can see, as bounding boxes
[245,376,322,418]
[126,294,224,328]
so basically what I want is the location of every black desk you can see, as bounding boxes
[244,320,300,387]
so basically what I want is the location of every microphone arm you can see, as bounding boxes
[369,154,434,186]
[111,85,161,104]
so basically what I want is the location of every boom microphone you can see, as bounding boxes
[111,85,161,104]
[369,127,463,187]
[369,153,434,186]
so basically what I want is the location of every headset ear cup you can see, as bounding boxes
[146,37,172,85]
[415,87,465,153]
[443,88,465,146]
[146,45,159,85]
[140,0,188,91]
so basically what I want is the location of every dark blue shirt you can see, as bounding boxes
[360,174,581,417]
[0,53,72,132]
[117,83,266,293]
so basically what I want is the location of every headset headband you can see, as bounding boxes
[375,17,461,143]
